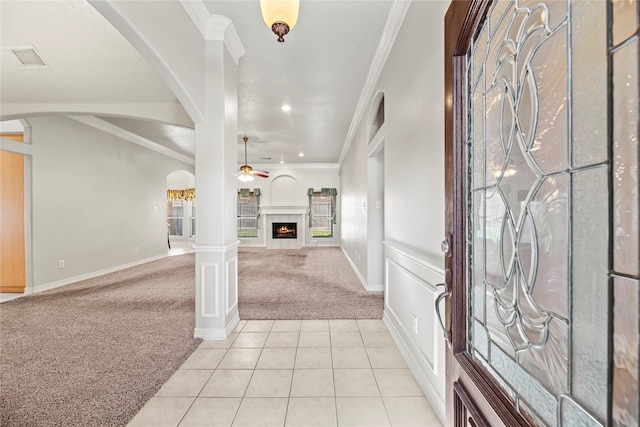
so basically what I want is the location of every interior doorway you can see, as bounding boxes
[367,145,385,292]
[166,170,195,254]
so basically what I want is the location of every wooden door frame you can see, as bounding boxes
[443,1,531,425]
[0,134,27,293]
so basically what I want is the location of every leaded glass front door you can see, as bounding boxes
[444,1,639,426]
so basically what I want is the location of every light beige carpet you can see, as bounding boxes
[238,247,384,319]
[0,254,201,427]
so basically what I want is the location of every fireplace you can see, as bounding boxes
[272,222,297,239]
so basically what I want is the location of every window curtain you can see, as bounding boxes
[238,188,251,199]
[167,188,195,201]
[321,188,338,224]
[254,188,261,229]
[307,188,314,227]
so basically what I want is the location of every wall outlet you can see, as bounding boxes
[134,246,139,253]
[412,314,418,335]
[58,260,65,269]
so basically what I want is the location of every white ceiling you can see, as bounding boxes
[0,0,393,166]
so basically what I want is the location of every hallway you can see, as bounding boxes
[128,319,441,427]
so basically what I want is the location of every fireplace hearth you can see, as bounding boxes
[272,222,297,239]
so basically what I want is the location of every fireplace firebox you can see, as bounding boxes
[272,222,297,239]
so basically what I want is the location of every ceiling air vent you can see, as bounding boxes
[7,46,49,69]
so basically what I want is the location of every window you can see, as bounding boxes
[190,202,196,238]
[167,201,183,236]
[308,188,337,238]
[237,189,260,238]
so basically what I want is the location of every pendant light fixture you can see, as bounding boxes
[260,0,299,43]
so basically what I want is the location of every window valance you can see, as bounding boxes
[167,188,195,201]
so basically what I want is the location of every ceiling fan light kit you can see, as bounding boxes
[239,136,269,182]
[260,0,299,42]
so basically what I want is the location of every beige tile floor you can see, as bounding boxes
[128,319,443,427]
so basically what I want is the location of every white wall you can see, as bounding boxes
[29,116,194,290]
[340,1,449,422]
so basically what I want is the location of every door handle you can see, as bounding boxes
[435,283,451,342]
[441,234,452,257]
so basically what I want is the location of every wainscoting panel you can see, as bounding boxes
[226,257,238,316]
[383,241,446,424]
[200,262,219,318]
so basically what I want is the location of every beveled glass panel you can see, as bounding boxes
[612,0,639,46]
[464,2,614,425]
[520,402,548,427]
[529,175,569,319]
[473,190,486,322]
[613,41,639,277]
[571,166,609,421]
[486,288,516,358]
[519,0,567,32]
[474,320,489,358]
[485,83,511,188]
[472,25,488,93]
[485,2,515,94]
[484,187,508,290]
[488,0,512,39]
[560,396,604,427]
[497,139,539,224]
[490,343,556,426]
[473,84,485,190]
[518,317,568,395]
[571,0,608,168]
[613,277,639,427]
[528,27,568,175]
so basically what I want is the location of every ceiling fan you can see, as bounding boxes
[238,136,269,182]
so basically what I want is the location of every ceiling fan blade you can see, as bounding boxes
[252,171,269,178]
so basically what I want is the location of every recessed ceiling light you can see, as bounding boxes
[281,105,292,112]
[280,159,284,164]
[298,151,304,157]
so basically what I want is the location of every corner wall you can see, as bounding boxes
[29,116,194,291]
[340,1,449,422]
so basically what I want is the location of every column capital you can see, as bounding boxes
[180,1,246,64]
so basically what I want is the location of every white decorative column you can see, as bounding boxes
[193,15,245,339]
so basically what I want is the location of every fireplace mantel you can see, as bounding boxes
[260,206,308,248]
[260,206,308,215]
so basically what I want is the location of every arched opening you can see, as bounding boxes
[368,91,385,144]
[167,170,195,255]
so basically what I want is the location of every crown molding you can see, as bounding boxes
[207,15,246,65]
[338,0,411,165]
[180,1,246,65]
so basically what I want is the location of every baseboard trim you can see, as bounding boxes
[30,254,167,295]
[195,313,239,340]
[383,310,446,425]
[341,246,372,291]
